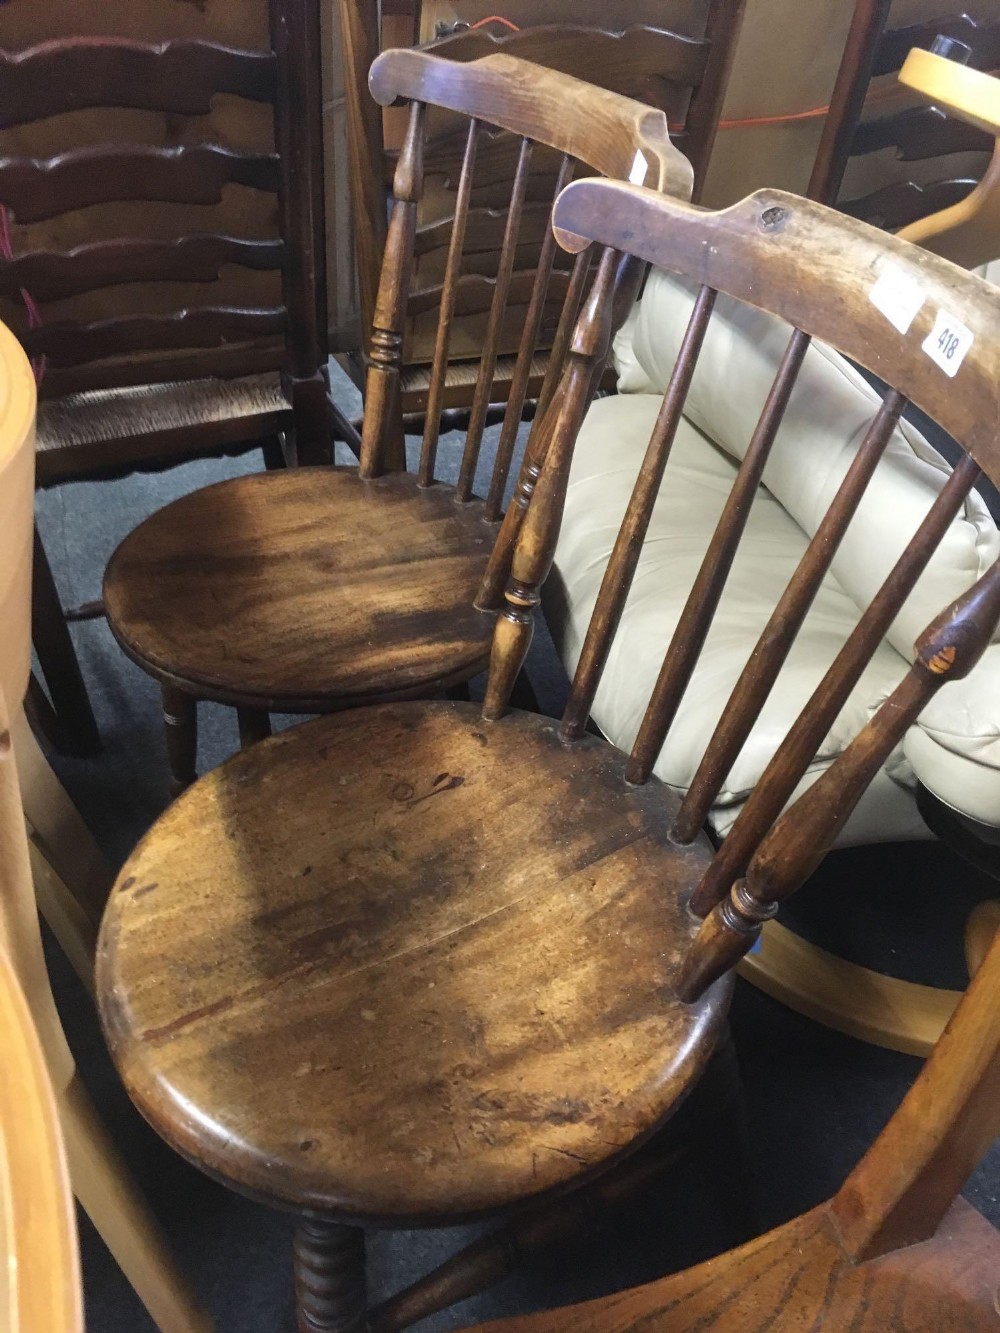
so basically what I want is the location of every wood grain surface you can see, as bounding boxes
[97,701,728,1222]
[103,470,500,710]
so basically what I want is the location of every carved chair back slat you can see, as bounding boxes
[0,0,326,404]
[359,50,694,493]
[489,177,1000,1008]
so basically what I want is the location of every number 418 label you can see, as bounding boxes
[921,309,974,378]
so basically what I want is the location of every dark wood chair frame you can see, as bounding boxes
[339,0,747,420]
[95,179,1000,1333]
[100,49,696,797]
[0,0,336,756]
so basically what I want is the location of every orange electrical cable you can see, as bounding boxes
[470,16,520,31]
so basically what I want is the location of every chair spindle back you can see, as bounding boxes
[487,176,1000,1005]
[359,49,694,519]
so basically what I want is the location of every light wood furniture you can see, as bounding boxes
[0,316,210,1331]
[0,944,82,1333]
[895,47,1000,267]
[102,51,694,796]
[340,2,747,416]
[462,920,1000,1331]
[1,0,333,756]
[96,180,1000,1328]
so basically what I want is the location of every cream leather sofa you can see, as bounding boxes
[543,263,1000,1054]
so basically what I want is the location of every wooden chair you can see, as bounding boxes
[339,1,747,418]
[1,0,332,756]
[807,1,1000,219]
[0,944,82,1333]
[101,50,693,796]
[460,921,1000,1332]
[95,180,1000,1328]
[0,314,210,1331]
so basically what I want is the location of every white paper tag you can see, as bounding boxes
[921,310,974,377]
[868,263,925,334]
[629,150,648,185]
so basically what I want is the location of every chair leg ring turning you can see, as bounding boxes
[294,1219,366,1333]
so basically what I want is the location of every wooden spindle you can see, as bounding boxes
[418,118,480,488]
[481,248,619,721]
[484,153,574,522]
[358,100,425,480]
[690,451,981,916]
[625,327,812,785]
[531,248,592,440]
[671,388,906,842]
[561,286,718,742]
[677,555,1000,1003]
[455,136,534,503]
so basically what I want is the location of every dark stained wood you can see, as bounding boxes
[0,144,281,225]
[103,469,499,711]
[23,307,287,369]
[236,708,271,751]
[456,135,534,503]
[0,38,275,126]
[0,236,285,304]
[419,117,481,487]
[36,344,287,402]
[807,0,892,204]
[461,1199,1000,1331]
[293,1221,366,1333]
[684,0,748,202]
[30,527,100,757]
[161,684,197,800]
[691,452,982,915]
[671,389,906,842]
[842,178,981,232]
[624,328,812,786]
[97,701,729,1220]
[850,104,992,164]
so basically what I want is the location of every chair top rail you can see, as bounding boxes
[369,50,692,201]
[552,180,1000,479]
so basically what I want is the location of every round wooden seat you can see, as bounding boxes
[102,469,499,710]
[96,701,729,1223]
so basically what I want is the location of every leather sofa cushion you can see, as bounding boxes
[544,393,931,843]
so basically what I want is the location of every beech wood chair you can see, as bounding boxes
[0,944,82,1333]
[101,49,693,796]
[460,920,1000,1332]
[339,1,747,418]
[0,316,209,1330]
[0,0,332,757]
[95,179,1000,1329]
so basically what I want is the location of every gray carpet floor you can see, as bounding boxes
[35,366,1000,1331]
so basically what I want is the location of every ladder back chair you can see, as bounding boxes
[0,0,330,755]
[340,1,747,418]
[807,0,1000,219]
[462,921,1000,1332]
[489,173,1000,1011]
[101,49,693,795]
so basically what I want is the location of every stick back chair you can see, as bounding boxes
[489,174,1000,1001]
[1,0,330,755]
[101,49,693,795]
[463,922,1000,1332]
[340,1,747,418]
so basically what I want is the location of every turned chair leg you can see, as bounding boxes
[161,684,198,799]
[294,1219,366,1333]
[31,526,101,757]
[236,707,272,750]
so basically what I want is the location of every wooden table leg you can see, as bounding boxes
[236,707,272,751]
[294,1219,366,1333]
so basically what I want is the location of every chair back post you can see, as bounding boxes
[684,0,749,203]
[481,245,619,721]
[807,0,892,204]
[359,97,426,478]
[270,0,330,463]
